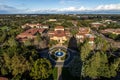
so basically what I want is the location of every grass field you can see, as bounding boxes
[53,67,58,80]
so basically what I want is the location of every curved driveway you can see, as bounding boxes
[39,45,79,67]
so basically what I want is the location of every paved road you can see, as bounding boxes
[39,45,78,67]
[91,30,120,57]
[58,67,62,80]
[49,45,78,66]
[92,30,120,48]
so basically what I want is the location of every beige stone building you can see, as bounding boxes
[22,23,49,29]
[48,26,70,44]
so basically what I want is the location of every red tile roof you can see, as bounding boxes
[55,26,64,29]
[54,30,66,37]
[76,27,90,35]
[0,77,8,80]
[89,37,94,41]
[25,29,38,35]
[48,26,70,37]
[38,29,45,33]
[76,28,94,42]
[79,27,90,33]
[16,28,45,42]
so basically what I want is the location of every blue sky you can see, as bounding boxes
[0,0,120,14]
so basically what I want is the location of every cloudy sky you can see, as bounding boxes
[0,0,120,14]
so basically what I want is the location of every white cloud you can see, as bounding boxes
[95,4,120,10]
[53,6,87,12]
[0,3,120,14]
[78,6,87,11]
[57,4,120,12]
[59,7,77,11]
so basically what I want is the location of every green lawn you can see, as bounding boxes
[53,67,58,80]
[0,26,9,30]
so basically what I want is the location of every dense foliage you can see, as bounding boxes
[68,38,120,80]
[0,14,120,80]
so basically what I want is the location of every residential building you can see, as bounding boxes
[16,28,45,42]
[0,77,8,80]
[22,23,49,29]
[91,22,105,28]
[101,28,120,35]
[48,19,57,22]
[103,20,117,24]
[76,27,94,44]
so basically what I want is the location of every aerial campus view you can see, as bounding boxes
[0,0,120,80]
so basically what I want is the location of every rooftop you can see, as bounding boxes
[55,26,64,29]
[78,27,90,34]
[16,28,45,42]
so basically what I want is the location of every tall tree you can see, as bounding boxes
[80,41,92,62]
[11,54,30,78]
[83,52,101,79]
[24,39,32,46]
[109,58,120,77]
[30,58,52,80]
[0,30,7,44]
[7,36,18,47]
[1,53,11,75]
[1,53,30,79]
[82,51,119,79]
[95,36,110,51]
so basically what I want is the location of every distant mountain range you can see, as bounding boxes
[62,10,120,14]
[0,5,120,14]
[0,10,120,14]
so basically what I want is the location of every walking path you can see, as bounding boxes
[39,45,79,80]
[57,67,62,80]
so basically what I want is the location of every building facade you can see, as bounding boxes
[76,27,94,44]
[48,26,70,44]
[16,28,45,42]
[22,23,49,29]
